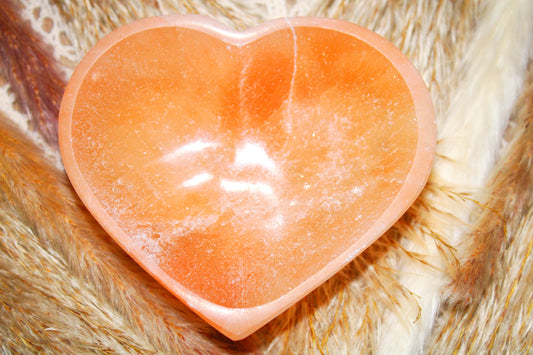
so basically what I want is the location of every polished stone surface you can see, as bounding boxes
[60,16,434,339]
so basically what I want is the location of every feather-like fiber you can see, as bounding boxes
[377,0,533,352]
[449,65,533,303]
[47,0,270,56]
[0,0,65,148]
[436,0,533,188]
[428,68,533,351]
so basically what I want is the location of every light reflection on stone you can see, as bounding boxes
[234,142,278,173]
[181,172,213,187]
[220,178,275,197]
[160,140,215,162]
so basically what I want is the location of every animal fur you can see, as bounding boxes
[0,0,64,148]
[0,0,532,353]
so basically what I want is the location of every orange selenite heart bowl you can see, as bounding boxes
[58,15,435,340]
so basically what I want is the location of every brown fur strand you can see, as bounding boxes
[0,0,65,147]
[428,61,533,353]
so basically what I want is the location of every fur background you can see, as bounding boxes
[0,0,532,353]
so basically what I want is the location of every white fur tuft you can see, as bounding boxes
[377,1,533,354]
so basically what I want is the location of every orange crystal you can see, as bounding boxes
[59,16,435,340]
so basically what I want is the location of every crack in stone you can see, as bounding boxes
[285,17,298,136]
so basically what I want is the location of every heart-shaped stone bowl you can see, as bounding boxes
[59,15,435,340]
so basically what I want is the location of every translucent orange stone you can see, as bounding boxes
[59,15,435,340]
